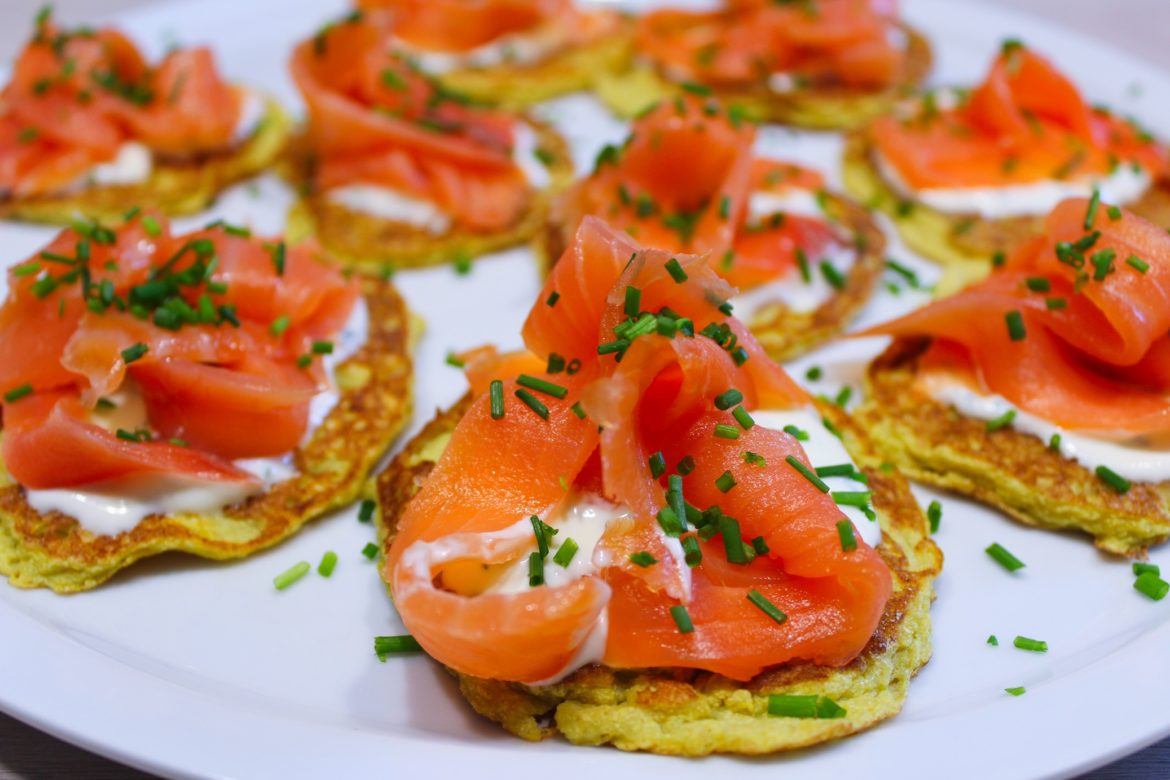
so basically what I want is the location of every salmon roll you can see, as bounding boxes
[597,0,931,130]
[857,197,1170,556]
[355,0,632,108]
[0,212,413,592]
[541,96,885,361]
[284,13,574,273]
[844,42,1170,290]
[375,216,940,754]
[0,8,290,224]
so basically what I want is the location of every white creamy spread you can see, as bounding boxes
[394,22,568,75]
[753,407,882,548]
[926,377,1170,484]
[730,188,855,317]
[873,145,1153,219]
[22,296,370,537]
[511,121,552,189]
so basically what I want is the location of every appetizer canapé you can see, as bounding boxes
[0,212,413,592]
[597,0,931,129]
[0,8,289,223]
[857,197,1170,556]
[376,217,940,754]
[285,13,573,273]
[355,0,631,107]
[543,96,885,361]
[844,42,1170,284]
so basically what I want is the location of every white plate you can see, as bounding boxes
[1,1,1169,778]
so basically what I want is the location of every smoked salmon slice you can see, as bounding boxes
[870,44,1168,190]
[636,0,908,91]
[356,0,583,53]
[552,96,844,295]
[0,212,359,488]
[290,15,534,232]
[0,9,244,198]
[388,217,890,684]
[864,197,1170,434]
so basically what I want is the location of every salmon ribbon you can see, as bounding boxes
[388,217,891,684]
[870,44,1168,190]
[289,14,534,232]
[864,197,1170,435]
[554,95,838,291]
[0,9,244,198]
[636,0,908,92]
[354,0,610,54]
[0,212,359,489]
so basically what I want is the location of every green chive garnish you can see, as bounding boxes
[815,463,855,478]
[682,536,702,567]
[528,552,545,586]
[836,520,857,552]
[986,543,1026,572]
[987,635,999,646]
[1135,572,1169,601]
[273,561,310,590]
[270,315,290,337]
[820,261,845,290]
[732,406,754,430]
[629,551,657,567]
[714,423,740,440]
[767,695,846,719]
[1049,434,1062,451]
[1025,276,1051,292]
[361,543,378,560]
[1126,255,1150,273]
[374,635,422,658]
[786,455,829,492]
[1013,636,1048,653]
[624,286,641,318]
[715,470,737,493]
[318,551,338,577]
[783,424,809,441]
[677,455,695,475]
[744,451,766,467]
[546,291,560,307]
[985,409,1016,432]
[489,380,505,419]
[1005,686,1027,697]
[1005,310,1026,341]
[515,388,549,420]
[719,516,749,564]
[746,589,787,625]
[805,365,823,381]
[1133,562,1161,577]
[1084,189,1101,230]
[714,388,743,410]
[669,604,695,634]
[664,258,688,283]
[312,340,333,355]
[649,451,666,478]
[553,538,579,568]
[570,401,586,419]
[516,374,568,400]
[4,384,33,403]
[358,499,375,523]
[1095,465,1131,494]
[796,248,811,283]
[927,500,942,533]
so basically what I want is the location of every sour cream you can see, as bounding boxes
[873,147,1153,220]
[393,23,567,75]
[926,376,1170,483]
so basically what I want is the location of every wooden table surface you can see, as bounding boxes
[0,0,1168,777]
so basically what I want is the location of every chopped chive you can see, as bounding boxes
[1084,189,1101,230]
[1013,635,1048,653]
[624,286,641,318]
[270,241,286,276]
[273,561,310,590]
[786,455,829,492]
[553,538,579,568]
[767,695,846,719]
[986,542,1026,572]
[629,551,657,567]
[992,250,1007,267]
[1134,572,1169,601]
[296,354,313,369]
[649,451,666,478]
[1133,562,1161,577]
[1025,276,1051,292]
[1126,255,1150,273]
[746,589,787,625]
[1005,686,1027,697]
[732,406,755,430]
[987,635,999,646]
[528,552,545,586]
[834,385,852,408]
[488,380,505,419]
[269,315,290,337]
[805,365,823,381]
[444,352,464,368]
[515,374,568,400]
[680,81,712,96]
[546,290,560,307]
[985,409,1017,432]
[822,417,843,438]
[832,491,872,512]
[657,506,683,537]
[682,535,702,567]
[318,551,338,577]
[815,463,855,478]
[664,258,688,283]
[453,255,472,275]
[796,248,811,283]
[531,515,550,558]
[744,451,766,467]
[714,423,741,440]
[927,500,942,534]
[1095,465,1131,494]
[783,424,809,441]
[361,543,378,560]
[312,340,333,355]
[1107,205,1123,221]
[714,388,744,410]
[374,635,422,658]
[1005,310,1026,341]
[820,261,846,290]
[515,388,549,420]
[718,195,731,220]
[719,516,749,564]
[597,339,629,356]
[4,384,34,403]
[676,455,695,475]
[570,401,586,420]
[12,262,40,277]
[358,499,375,523]
[666,474,687,530]
[836,520,857,552]
[669,604,695,634]
[715,470,737,493]
[751,536,769,555]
